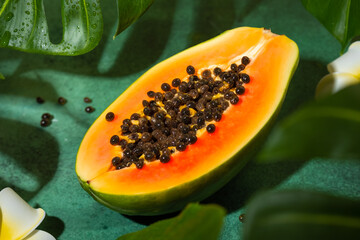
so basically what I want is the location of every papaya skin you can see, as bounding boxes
[76,27,299,215]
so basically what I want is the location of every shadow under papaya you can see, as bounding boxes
[124,210,179,226]
[0,118,59,202]
[202,160,305,213]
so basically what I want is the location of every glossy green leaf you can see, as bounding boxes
[243,190,360,240]
[257,84,360,162]
[301,0,360,53]
[114,0,154,39]
[0,0,103,55]
[117,203,226,240]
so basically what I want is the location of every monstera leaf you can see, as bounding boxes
[243,190,360,240]
[302,0,360,53]
[114,0,154,38]
[0,0,153,56]
[257,84,360,162]
[117,203,226,240]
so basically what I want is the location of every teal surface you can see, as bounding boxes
[0,0,359,239]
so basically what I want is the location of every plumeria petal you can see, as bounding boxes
[22,230,56,240]
[316,41,360,99]
[0,188,45,240]
[315,72,360,99]
[327,41,360,77]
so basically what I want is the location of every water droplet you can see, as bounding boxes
[0,31,11,47]
[91,24,97,29]
[25,10,30,15]
[90,37,94,42]
[5,12,14,22]
[92,11,96,16]
[14,29,18,32]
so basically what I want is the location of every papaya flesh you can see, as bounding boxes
[76,27,299,215]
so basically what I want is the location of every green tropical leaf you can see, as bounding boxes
[301,0,360,53]
[0,0,103,55]
[243,190,360,240]
[257,84,360,162]
[114,0,154,39]
[0,0,154,56]
[117,203,226,240]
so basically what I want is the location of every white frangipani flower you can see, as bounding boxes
[0,188,55,240]
[316,41,360,99]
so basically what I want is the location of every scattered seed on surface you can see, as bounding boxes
[40,119,50,127]
[85,106,95,113]
[84,97,92,103]
[36,97,45,104]
[239,213,246,223]
[41,113,53,120]
[58,97,67,105]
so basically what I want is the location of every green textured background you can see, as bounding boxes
[0,0,359,239]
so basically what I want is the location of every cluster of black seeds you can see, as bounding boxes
[37,96,95,127]
[108,56,251,170]
[40,113,54,127]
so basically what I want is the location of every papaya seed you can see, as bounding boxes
[241,56,250,65]
[206,124,216,133]
[105,112,115,121]
[109,60,251,170]
[186,65,195,75]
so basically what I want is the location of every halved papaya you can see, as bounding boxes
[76,27,299,215]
